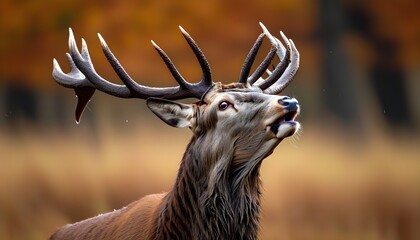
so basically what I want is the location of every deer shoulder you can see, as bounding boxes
[50,193,166,239]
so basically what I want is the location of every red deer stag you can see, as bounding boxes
[50,22,300,240]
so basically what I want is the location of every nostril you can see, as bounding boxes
[278,97,299,111]
[278,96,291,106]
[278,99,290,106]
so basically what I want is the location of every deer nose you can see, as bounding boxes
[278,96,299,111]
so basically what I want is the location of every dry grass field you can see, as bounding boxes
[1,119,419,240]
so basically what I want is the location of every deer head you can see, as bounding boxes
[51,23,300,239]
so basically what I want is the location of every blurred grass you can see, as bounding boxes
[1,122,419,240]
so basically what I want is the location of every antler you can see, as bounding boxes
[53,27,214,122]
[238,22,300,95]
[52,23,299,122]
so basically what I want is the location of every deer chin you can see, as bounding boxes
[268,111,299,139]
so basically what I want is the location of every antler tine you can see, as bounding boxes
[150,40,190,89]
[178,26,213,87]
[256,31,291,90]
[67,28,132,98]
[238,33,264,84]
[53,29,93,89]
[263,33,300,95]
[53,53,93,89]
[243,22,279,86]
[148,26,215,99]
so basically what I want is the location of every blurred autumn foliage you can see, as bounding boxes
[0,0,316,88]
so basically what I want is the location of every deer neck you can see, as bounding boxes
[155,134,262,240]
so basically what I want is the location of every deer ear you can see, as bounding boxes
[146,98,194,128]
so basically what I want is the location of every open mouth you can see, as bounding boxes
[269,110,299,137]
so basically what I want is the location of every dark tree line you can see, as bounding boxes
[318,0,415,133]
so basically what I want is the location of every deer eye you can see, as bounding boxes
[218,101,231,111]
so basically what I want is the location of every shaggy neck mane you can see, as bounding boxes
[154,133,263,240]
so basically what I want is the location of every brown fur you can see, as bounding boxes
[50,193,166,239]
[49,84,300,239]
